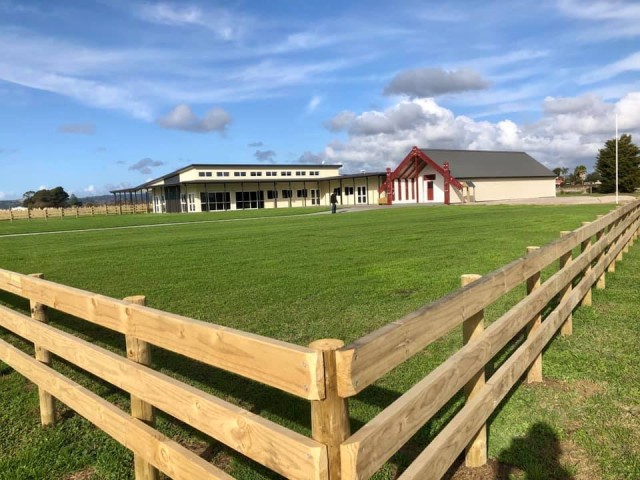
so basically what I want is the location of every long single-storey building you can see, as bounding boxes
[111,147,555,212]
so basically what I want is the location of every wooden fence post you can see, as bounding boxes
[595,216,606,289]
[525,247,542,383]
[580,222,593,306]
[460,274,487,467]
[105,204,109,215]
[29,273,56,426]
[9,209,13,221]
[309,338,350,480]
[124,295,158,480]
[559,231,573,336]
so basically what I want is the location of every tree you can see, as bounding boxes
[21,187,70,208]
[595,134,640,193]
[552,167,563,177]
[586,171,602,183]
[574,165,587,185]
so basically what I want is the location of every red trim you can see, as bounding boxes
[427,181,434,201]
[391,147,462,205]
[398,179,402,200]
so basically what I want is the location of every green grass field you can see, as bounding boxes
[0,204,638,479]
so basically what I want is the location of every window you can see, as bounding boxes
[281,171,292,176]
[200,192,230,211]
[205,172,212,177]
[216,171,229,177]
[198,172,205,177]
[309,171,320,176]
[345,186,354,195]
[235,191,264,209]
[282,189,292,198]
[310,189,320,205]
[297,189,308,198]
[250,171,262,177]
[267,190,278,199]
[295,171,306,176]
[265,171,277,177]
[333,187,341,196]
[180,193,187,212]
[234,172,247,177]
[188,193,196,211]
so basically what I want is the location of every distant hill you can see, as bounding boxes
[0,200,20,210]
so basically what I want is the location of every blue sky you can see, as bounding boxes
[1,0,639,200]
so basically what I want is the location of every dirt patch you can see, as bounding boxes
[63,467,96,480]
[444,459,507,479]
[180,439,234,473]
[534,378,605,398]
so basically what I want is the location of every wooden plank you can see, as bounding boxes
[335,200,640,396]
[310,339,350,480]
[0,306,327,480]
[339,215,635,480]
[0,340,234,480]
[559,231,573,336]
[29,273,56,427]
[396,229,634,480]
[0,269,324,400]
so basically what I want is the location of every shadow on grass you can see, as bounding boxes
[497,422,573,480]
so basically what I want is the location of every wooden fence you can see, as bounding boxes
[0,203,150,221]
[0,199,639,479]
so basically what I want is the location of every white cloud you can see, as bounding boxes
[556,0,640,39]
[580,51,640,85]
[136,2,248,40]
[0,191,6,199]
[156,104,231,133]
[307,95,322,113]
[314,93,640,173]
[84,185,96,194]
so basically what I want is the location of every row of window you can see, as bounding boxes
[198,170,322,178]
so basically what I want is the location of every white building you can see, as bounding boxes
[111,147,555,211]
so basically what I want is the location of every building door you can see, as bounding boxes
[357,186,367,204]
[310,189,320,205]
[164,186,181,212]
[424,174,436,202]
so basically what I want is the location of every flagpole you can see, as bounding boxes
[615,114,619,205]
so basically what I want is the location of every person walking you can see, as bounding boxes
[330,191,338,214]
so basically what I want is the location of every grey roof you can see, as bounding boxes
[422,149,555,179]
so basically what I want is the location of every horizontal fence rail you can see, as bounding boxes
[1,199,638,480]
[0,204,150,221]
[0,270,325,400]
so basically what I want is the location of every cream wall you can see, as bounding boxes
[148,175,383,212]
[460,178,556,203]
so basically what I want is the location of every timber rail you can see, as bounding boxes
[0,199,639,479]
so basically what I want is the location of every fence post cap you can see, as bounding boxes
[461,274,481,286]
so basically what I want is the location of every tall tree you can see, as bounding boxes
[596,134,640,193]
[552,167,563,177]
[574,165,587,184]
[21,187,70,208]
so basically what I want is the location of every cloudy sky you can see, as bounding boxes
[1,0,639,199]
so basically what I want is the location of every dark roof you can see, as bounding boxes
[421,149,555,179]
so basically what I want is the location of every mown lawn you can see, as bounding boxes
[0,203,636,479]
